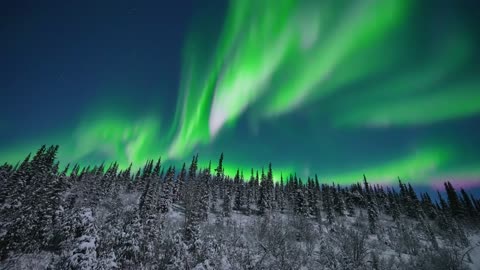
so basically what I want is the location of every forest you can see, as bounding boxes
[1,145,480,269]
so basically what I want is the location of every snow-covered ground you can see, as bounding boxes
[2,202,480,269]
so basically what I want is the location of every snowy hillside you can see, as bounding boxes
[1,146,480,269]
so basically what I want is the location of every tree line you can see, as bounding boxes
[0,145,479,269]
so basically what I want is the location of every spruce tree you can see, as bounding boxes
[406,183,420,219]
[183,155,201,243]
[118,212,142,268]
[364,175,378,234]
[68,208,99,270]
[222,176,232,217]
[177,163,187,204]
[278,175,286,213]
[421,193,437,220]
[445,182,464,218]
[258,168,268,215]
[233,169,243,211]
[294,183,308,217]
[322,185,334,224]
[213,153,224,213]
[159,166,175,214]
[332,185,345,216]
[266,163,275,211]
[245,171,253,215]
[460,188,476,221]
[306,178,317,216]
[345,190,355,217]
[198,168,210,222]
[0,153,30,206]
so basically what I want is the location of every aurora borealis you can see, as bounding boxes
[1,0,480,188]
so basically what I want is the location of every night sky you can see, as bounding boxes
[1,0,480,190]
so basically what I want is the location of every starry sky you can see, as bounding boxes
[1,0,480,189]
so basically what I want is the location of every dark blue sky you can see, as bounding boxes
[1,0,225,143]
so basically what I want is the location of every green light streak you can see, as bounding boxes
[168,43,211,159]
[264,0,411,117]
[334,80,480,127]
[331,32,472,110]
[210,0,298,134]
[321,145,453,184]
[171,0,479,161]
[1,115,164,170]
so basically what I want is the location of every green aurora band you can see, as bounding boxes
[2,0,480,187]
